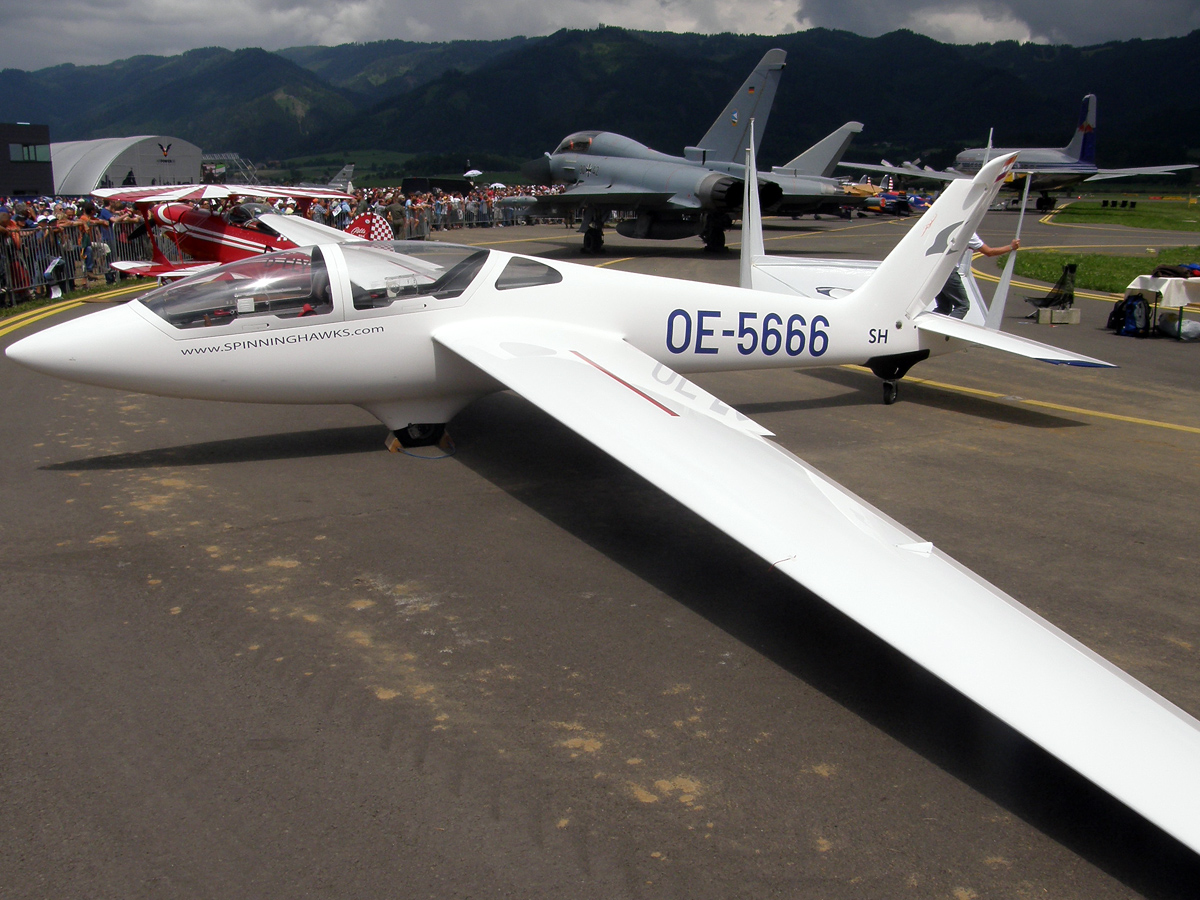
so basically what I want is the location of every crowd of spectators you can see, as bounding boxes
[0,182,568,306]
[0,196,143,305]
[239,183,569,237]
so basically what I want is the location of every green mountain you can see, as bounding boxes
[300,26,1200,174]
[277,37,537,101]
[1,27,1197,177]
[0,47,360,159]
[307,27,766,159]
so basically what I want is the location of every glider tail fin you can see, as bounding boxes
[1062,94,1097,164]
[739,120,766,290]
[689,49,786,164]
[772,122,864,178]
[848,152,1018,321]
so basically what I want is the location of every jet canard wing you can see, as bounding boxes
[433,315,1200,856]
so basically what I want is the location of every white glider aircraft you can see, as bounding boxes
[7,151,1200,856]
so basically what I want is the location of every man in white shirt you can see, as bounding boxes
[936,233,1020,318]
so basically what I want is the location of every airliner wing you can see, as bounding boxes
[435,315,1200,855]
[840,161,962,182]
[1086,164,1198,181]
[913,312,1116,367]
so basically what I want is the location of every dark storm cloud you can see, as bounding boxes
[1,0,1198,72]
[795,0,1200,45]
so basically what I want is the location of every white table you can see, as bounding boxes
[1124,275,1200,339]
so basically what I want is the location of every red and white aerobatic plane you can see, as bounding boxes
[10,152,1200,856]
[92,183,389,280]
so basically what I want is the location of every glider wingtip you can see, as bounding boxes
[1038,358,1118,369]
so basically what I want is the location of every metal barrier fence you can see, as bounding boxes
[0,204,579,305]
[0,220,152,306]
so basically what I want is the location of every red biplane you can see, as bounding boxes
[91,184,391,279]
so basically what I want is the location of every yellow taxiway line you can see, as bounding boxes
[0,299,86,339]
[0,282,152,339]
[844,365,1200,435]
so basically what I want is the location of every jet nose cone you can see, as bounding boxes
[521,155,553,184]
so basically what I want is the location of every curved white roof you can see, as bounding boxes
[52,136,201,195]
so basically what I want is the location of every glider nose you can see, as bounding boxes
[6,301,162,388]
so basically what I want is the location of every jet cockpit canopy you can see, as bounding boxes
[553,132,598,155]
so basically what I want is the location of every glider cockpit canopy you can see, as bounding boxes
[138,242,501,329]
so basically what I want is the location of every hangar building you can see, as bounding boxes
[52,136,201,195]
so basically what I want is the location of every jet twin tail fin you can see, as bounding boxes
[773,122,864,178]
[691,49,786,164]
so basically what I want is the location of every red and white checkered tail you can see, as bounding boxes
[347,213,395,242]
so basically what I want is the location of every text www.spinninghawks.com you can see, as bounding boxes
[180,325,386,355]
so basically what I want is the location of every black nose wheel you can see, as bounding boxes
[882,380,899,405]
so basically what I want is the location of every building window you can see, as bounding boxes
[8,143,51,163]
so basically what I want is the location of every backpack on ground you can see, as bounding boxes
[1111,295,1151,337]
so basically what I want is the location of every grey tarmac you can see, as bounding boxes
[2,212,1198,899]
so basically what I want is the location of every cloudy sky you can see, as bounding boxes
[3,0,1199,71]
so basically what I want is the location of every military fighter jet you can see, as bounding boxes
[9,151,1200,857]
[843,94,1196,211]
[512,48,863,252]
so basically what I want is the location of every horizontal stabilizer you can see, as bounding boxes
[914,312,1117,367]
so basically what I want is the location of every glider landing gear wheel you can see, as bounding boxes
[390,423,446,449]
[882,380,898,405]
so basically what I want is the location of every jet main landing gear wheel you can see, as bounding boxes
[581,227,604,253]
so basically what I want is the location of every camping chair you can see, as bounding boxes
[1026,263,1076,312]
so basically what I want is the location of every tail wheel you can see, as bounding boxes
[397,423,445,448]
[882,381,899,405]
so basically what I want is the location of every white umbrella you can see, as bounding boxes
[489,182,507,189]
[463,169,483,178]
